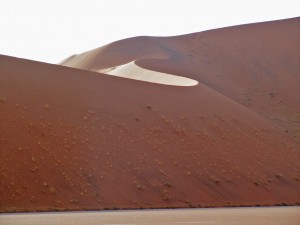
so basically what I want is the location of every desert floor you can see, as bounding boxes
[1,206,299,225]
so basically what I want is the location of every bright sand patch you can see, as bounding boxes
[99,61,198,86]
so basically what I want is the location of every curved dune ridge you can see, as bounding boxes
[61,17,300,140]
[1,17,300,213]
[99,61,198,86]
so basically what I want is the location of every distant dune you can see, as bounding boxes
[0,17,299,212]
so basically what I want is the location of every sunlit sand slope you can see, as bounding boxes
[99,61,198,86]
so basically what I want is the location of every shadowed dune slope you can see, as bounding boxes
[61,17,300,140]
[1,53,299,212]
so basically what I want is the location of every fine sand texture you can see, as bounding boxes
[1,207,300,225]
[1,17,300,212]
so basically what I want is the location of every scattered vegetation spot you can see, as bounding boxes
[0,97,7,103]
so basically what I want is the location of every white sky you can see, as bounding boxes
[0,0,299,63]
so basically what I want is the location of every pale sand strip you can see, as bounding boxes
[99,61,198,86]
[1,207,299,225]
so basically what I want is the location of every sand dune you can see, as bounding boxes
[61,17,300,140]
[1,17,300,212]
[99,61,198,86]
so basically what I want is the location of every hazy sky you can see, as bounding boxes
[1,0,299,63]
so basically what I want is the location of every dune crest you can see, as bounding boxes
[99,61,198,86]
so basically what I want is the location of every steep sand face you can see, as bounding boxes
[60,17,300,141]
[99,61,198,86]
[0,53,299,212]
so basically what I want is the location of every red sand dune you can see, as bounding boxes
[1,17,300,212]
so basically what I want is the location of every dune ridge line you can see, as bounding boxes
[99,61,198,86]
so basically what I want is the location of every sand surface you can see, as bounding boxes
[61,17,300,141]
[99,61,198,86]
[1,17,300,212]
[1,207,300,225]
